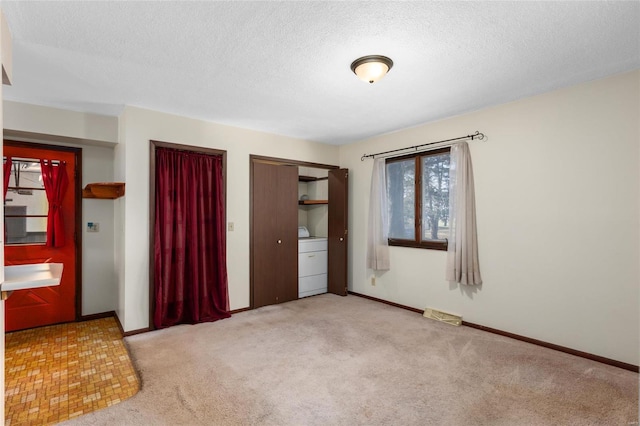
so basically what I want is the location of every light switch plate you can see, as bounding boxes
[87,222,100,232]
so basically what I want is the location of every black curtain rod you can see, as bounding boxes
[360,131,485,161]
[4,157,62,165]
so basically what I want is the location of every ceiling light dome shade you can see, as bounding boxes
[350,55,393,84]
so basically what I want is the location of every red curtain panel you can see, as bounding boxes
[3,157,12,198]
[154,147,230,328]
[40,160,69,247]
[4,157,12,243]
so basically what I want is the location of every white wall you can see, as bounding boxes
[117,106,339,331]
[339,70,640,365]
[297,182,309,228]
[4,101,117,146]
[81,145,116,315]
[0,9,9,421]
[306,177,329,238]
[114,115,126,327]
[3,102,119,317]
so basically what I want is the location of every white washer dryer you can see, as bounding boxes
[298,237,328,298]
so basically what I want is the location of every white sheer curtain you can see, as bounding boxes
[367,158,390,271]
[446,142,482,285]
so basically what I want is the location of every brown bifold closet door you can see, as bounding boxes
[328,168,349,296]
[251,161,298,308]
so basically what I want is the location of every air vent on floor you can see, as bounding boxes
[423,308,462,326]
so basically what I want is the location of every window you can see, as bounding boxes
[386,147,450,250]
[4,158,48,245]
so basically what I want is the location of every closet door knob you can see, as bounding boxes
[277,239,282,244]
[339,237,344,242]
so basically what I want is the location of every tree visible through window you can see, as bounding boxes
[386,147,450,250]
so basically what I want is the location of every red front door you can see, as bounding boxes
[4,142,78,332]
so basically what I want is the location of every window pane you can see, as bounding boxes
[4,158,49,245]
[421,152,450,241]
[5,189,48,216]
[386,159,415,239]
[6,162,44,189]
[6,217,47,244]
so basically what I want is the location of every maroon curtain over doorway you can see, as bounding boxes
[154,147,230,328]
[40,160,69,247]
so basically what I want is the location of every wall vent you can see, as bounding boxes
[423,308,462,326]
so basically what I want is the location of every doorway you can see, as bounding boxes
[3,141,81,332]
[149,141,230,330]
[250,155,348,309]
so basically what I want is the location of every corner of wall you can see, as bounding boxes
[113,109,127,329]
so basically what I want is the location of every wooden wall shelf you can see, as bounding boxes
[82,182,125,199]
[298,200,328,205]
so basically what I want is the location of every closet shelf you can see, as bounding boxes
[298,200,328,205]
[82,182,125,199]
[298,175,329,182]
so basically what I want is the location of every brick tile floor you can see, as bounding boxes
[5,317,139,425]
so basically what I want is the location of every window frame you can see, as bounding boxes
[385,147,450,251]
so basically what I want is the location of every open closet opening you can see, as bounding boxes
[297,167,329,298]
[250,156,348,309]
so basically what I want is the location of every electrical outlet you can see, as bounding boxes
[228,222,234,232]
[371,276,376,286]
[87,222,100,232]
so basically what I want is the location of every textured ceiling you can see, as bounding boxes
[2,1,639,145]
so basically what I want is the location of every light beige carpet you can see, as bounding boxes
[62,294,638,425]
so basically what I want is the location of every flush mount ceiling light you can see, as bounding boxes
[350,55,394,84]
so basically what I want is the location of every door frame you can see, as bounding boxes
[148,140,227,331]
[249,155,339,309]
[3,140,83,322]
